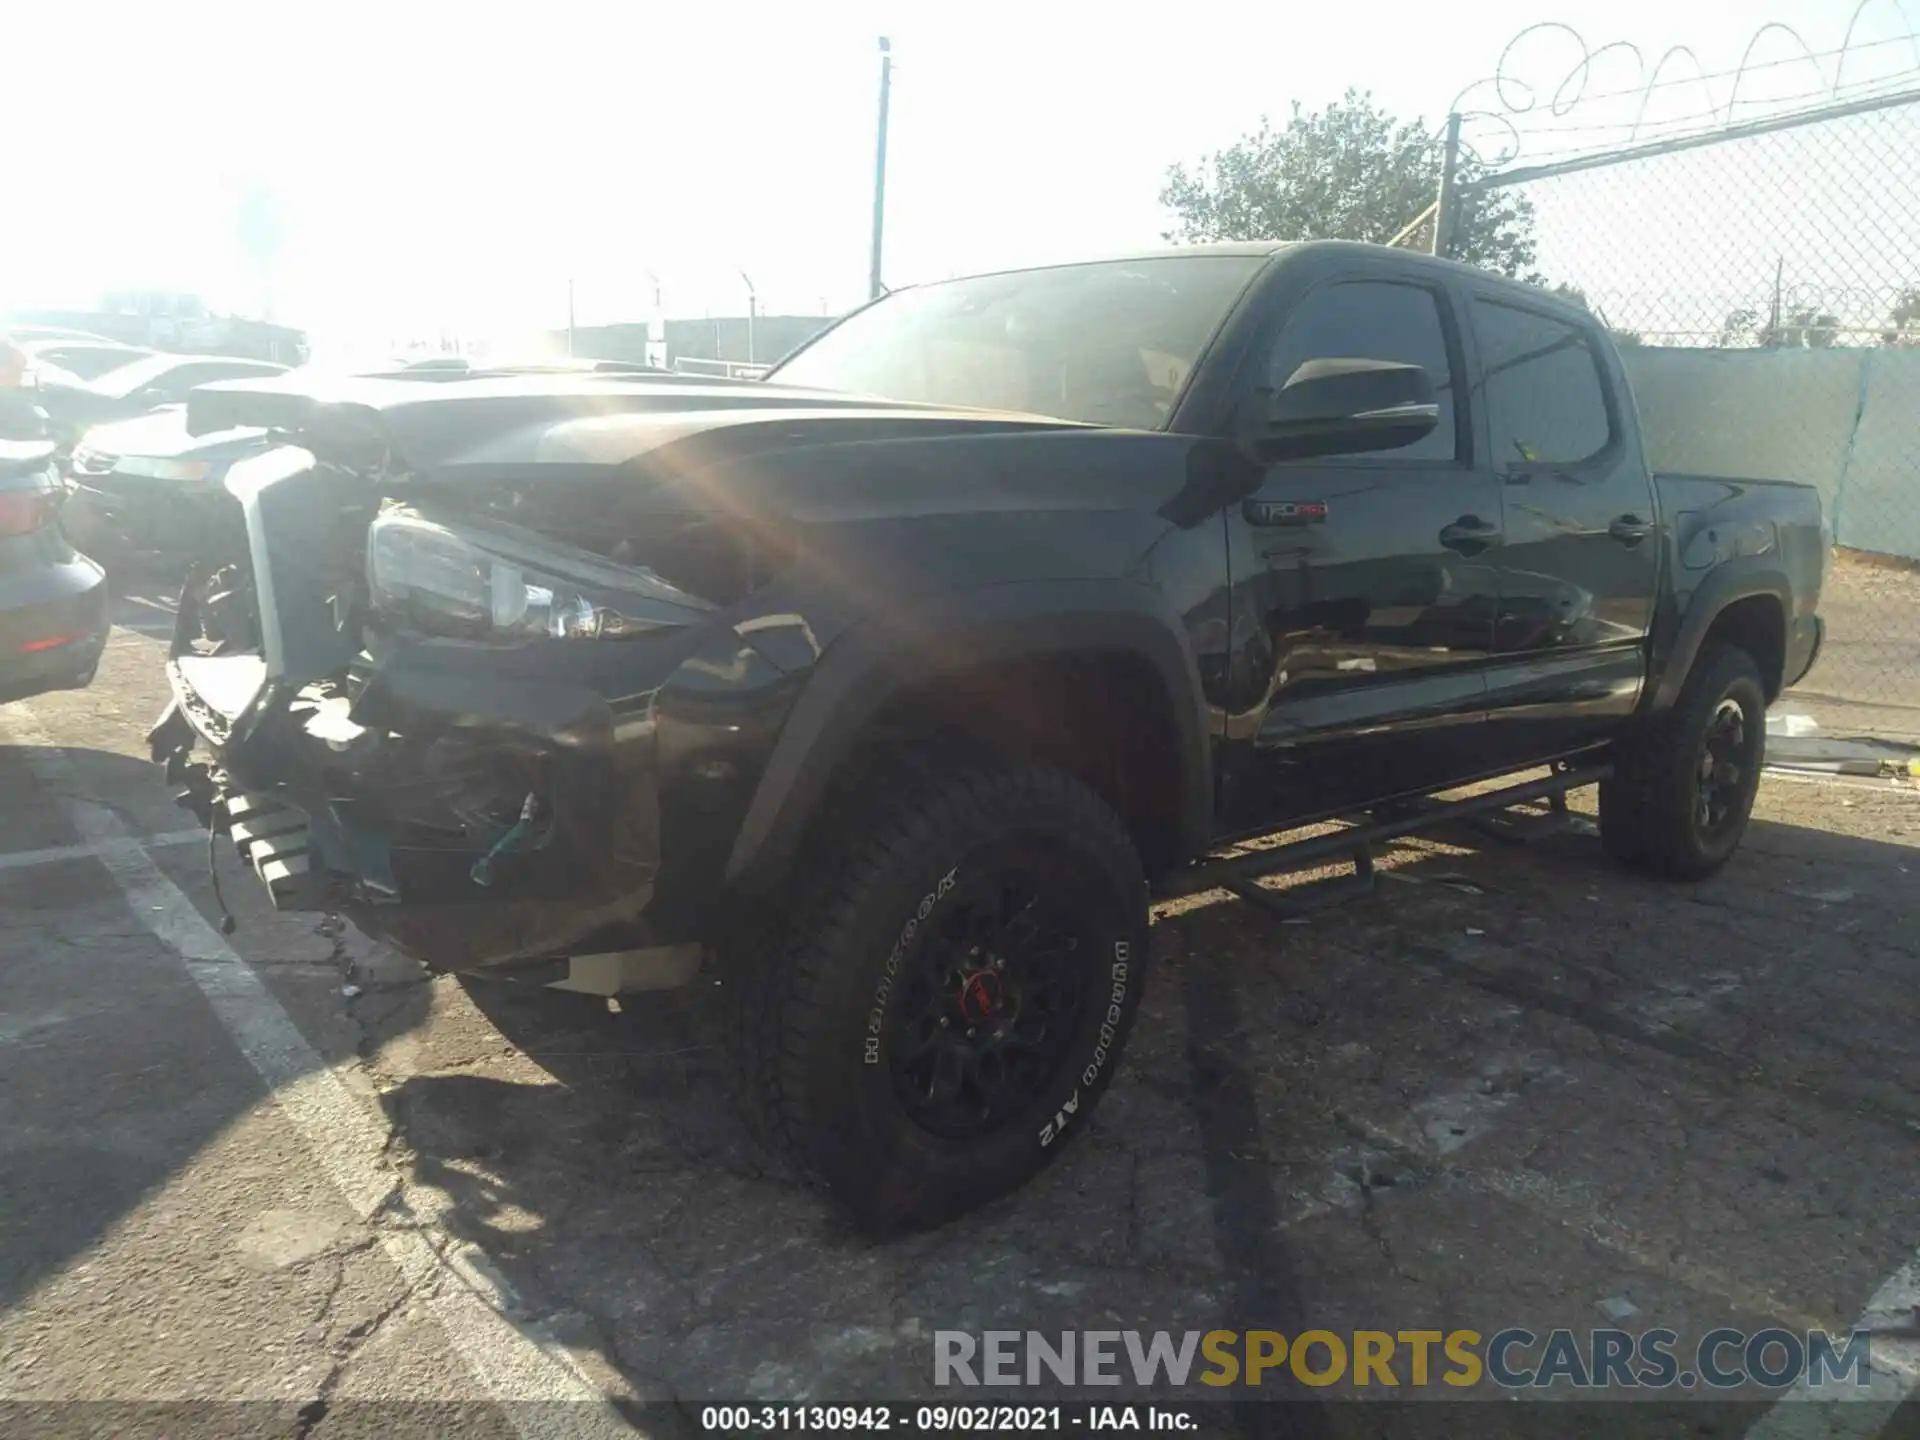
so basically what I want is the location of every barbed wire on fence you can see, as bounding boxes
[1442,4,1920,173]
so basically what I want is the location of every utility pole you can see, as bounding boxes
[567,278,576,357]
[740,269,757,363]
[869,37,893,300]
[1767,255,1785,346]
[643,269,665,369]
[1432,113,1462,259]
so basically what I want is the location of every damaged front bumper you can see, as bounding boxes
[147,460,805,975]
[149,633,682,969]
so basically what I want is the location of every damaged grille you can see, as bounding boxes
[181,560,264,657]
[177,489,264,659]
[70,446,117,477]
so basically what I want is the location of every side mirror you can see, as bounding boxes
[1241,358,1439,463]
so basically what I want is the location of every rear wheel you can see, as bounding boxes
[1600,643,1766,881]
[727,758,1149,1232]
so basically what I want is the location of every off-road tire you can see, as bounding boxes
[1600,643,1767,881]
[725,758,1149,1233]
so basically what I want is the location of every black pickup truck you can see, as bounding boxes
[148,241,1825,1230]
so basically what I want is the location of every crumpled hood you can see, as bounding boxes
[186,372,1086,477]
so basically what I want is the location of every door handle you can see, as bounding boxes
[1439,516,1500,555]
[1608,514,1655,546]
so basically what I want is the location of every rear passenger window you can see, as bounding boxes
[1471,300,1612,469]
[1264,281,1458,462]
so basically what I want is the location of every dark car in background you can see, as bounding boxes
[61,407,266,565]
[0,440,106,704]
[9,300,308,366]
[20,338,153,381]
[34,353,287,451]
[3,323,117,344]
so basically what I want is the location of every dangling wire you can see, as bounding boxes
[207,822,237,936]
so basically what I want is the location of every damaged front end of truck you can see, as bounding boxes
[146,374,824,984]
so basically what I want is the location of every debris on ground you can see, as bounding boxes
[1766,730,1920,780]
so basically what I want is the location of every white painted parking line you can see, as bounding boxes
[0,828,204,872]
[115,593,179,616]
[3,709,636,1435]
[1746,1257,1920,1438]
[1320,1053,1920,1428]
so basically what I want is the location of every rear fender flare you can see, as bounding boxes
[723,580,1214,890]
[1648,562,1790,712]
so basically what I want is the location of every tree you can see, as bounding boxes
[1717,307,1762,348]
[1550,284,1643,347]
[1882,288,1920,347]
[1719,305,1840,349]
[1772,307,1840,348]
[1160,90,1539,279]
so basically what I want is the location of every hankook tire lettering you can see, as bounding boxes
[1081,944,1131,1087]
[864,867,958,1064]
[1041,942,1133,1144]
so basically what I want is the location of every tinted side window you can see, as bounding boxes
[1265,281,1457,462]
[1471,300,1611,468]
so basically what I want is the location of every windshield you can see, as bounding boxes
[769,255,1266,429]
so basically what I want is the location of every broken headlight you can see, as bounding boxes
[367,509,714,641]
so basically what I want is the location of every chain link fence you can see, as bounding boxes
[1422,91,1920,739]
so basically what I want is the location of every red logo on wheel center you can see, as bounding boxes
[958,970,1002,1023]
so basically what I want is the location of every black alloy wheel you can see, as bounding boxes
[886,859,1092,1139]
[1695,697,1754,842]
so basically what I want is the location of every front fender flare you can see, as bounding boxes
[723,580,1214,891]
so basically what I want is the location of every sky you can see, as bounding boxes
[5,0,1914,360]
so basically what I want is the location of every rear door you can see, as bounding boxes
[1216,266,1503,833]
[1467,296,1659,758]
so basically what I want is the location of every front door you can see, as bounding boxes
[1217,274,1503,835]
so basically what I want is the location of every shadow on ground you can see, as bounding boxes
[359,800,1920,1427]
[0,743,434,1318]
[13,720,1918,1437]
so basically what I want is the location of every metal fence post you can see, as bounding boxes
[1831,347,1877,551]
[1432,113,1462,258]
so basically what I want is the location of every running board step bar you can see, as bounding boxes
[1225,845,1377,921]
[1158,765,1609,906]
[1384,786,1591,844]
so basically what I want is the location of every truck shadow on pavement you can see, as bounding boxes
[12,728,1918,1434]
[362,803,1920,1427]
[377,960,1337,1426]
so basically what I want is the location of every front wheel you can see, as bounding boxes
[1600,643,1767,881]
[728,759,1149,1233]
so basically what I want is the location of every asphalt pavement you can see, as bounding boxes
[4,584,1920,1439]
